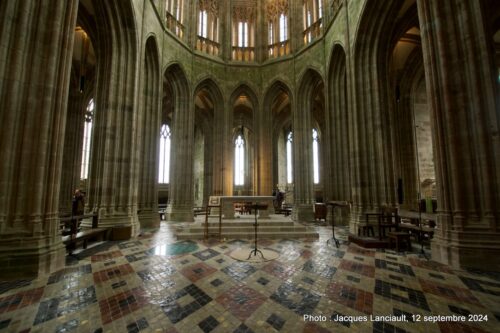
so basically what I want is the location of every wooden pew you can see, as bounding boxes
[60,213,110,254]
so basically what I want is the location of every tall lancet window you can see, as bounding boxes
[234,134,245,185]
[286,131,293,184]
[312,128,319,184]
[159,124,171,184]
[80,98,94,180]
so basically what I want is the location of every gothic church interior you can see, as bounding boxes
[0,0,499,332]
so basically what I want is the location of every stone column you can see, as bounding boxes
[347,1,399,235]
[166,69,195,222]
[86,0,141,235]
[137,38,161,228]
[59,90,86,215]
[417,0,500,270]
[0,0,78,278]
[223,100,235,196]
[212,95,225,196]
[328,46,350,202]
[257,98,274,197]
[292,86,314,222]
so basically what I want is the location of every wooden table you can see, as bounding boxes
[218,196,275,219]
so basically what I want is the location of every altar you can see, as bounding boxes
[216,196,275,219]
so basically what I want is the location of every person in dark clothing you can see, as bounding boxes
[70,189,85,235]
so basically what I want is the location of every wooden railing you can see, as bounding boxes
[196,36,220,56]
[166,12,184,39]
[268,40,290,59]
[232,46,255,62]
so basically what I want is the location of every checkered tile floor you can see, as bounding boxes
[1,223,499,333]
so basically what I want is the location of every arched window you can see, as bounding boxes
[312,129,319,184]
[159,124,171,184]
[234,134,245,185]
[286,131,293,184]
[80,99,94,180]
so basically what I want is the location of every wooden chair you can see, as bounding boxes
[314,203,327,221]
[378,206,399,240]
[204,196,222,240]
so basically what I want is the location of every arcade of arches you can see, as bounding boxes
[0,0,499,327]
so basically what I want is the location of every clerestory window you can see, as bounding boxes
[80,99,94,180]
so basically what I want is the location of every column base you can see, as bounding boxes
[431,230,500,272]
[0,236,66,280]
[138,210,161,228]
[166,205,194,222]
[292,204,314,222]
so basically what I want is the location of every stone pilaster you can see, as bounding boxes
[417,0,500,270]
[86,0,141,235]
[137,38,161,229]
[347,1,399,235]
[292,75,315,222]
[328,45,350,202]
[0,0,78,278]
[166,68,195,222]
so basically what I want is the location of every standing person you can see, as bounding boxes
[71,189,85,235]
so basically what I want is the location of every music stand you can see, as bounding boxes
[247,203,268,260]
[326,201,349,248]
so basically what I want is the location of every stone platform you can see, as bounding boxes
[176,214,319,240]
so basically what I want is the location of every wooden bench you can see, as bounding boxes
[60,213,110,254]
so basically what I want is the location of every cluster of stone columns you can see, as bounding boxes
[0,0,79,278]
[417,0,500,269]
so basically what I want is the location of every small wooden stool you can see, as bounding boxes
[388,232,412,252]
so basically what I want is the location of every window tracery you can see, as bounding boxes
[196,0,220,56]
[266,0,290,58]
[232,1,256,61]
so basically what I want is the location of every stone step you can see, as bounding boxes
[178,225,310,233]
[199,221,296,227]
[176,230,319,240]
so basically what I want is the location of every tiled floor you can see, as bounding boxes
[1,222,500,333]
